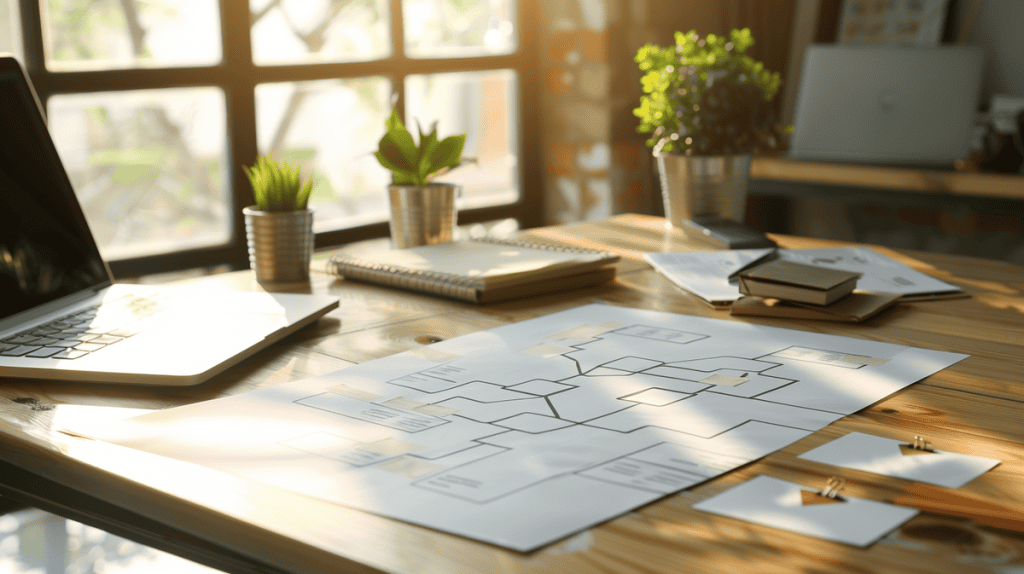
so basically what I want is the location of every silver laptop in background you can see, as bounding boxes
[0,55,338,386]
[790,45,984,166]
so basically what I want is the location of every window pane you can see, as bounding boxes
[404,0,515,58]
[255,78,392,232]
[250,0,389,65]
[405,70,519,210]
[1,0,23,61]
[41,0,222,70]
[48,88,230,261]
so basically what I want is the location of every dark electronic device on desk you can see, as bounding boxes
[682,217,777,250]
[0,55,338,386]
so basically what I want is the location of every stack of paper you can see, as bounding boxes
[646,246,963,311]
[737,260,862,305]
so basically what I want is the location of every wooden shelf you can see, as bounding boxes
[750,156,1024,200]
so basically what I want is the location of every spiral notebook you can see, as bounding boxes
[326,239,619,303]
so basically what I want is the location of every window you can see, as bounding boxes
[2,0,22,61]
[12,0,542,277]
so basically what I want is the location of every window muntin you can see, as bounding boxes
[21,0,532,273]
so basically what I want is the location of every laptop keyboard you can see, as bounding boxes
[0,294,170,360]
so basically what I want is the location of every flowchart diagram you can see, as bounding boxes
[81,304,966,551]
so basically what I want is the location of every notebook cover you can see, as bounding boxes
[740,260,862,290]
[326,239,619,303]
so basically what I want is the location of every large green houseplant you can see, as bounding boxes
[634,28,790,226]
[242,155,317,282]
[374,107,468,248]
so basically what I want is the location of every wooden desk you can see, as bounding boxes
[750,155,1024,200]
[2,213,1024,574]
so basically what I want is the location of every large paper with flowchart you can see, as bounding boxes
[76,304,966,551]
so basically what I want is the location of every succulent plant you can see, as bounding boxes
[374,106,469,186]
[634,28,792,155]
[244,155,314,212]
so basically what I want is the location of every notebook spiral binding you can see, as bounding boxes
[327,238,615,302]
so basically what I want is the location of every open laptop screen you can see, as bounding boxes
[0,57,110,321]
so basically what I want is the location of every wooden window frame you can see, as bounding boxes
[16,0,544,278]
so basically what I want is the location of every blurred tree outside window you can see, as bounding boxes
[255,78,393,232]
[250,0,389,65]
[404,0,516,57]
[406,70,519,210]
[20,0,532,275]
[42,0,222,70]
[48,88,229,261]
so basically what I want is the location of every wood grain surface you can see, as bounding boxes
[751,155,1024,199]
[2,213,1023,574]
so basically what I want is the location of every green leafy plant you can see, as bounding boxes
[244,155,314,212]
[634,28,791,155]
[373,106,468,186]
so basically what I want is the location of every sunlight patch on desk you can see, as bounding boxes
[520,342,576,358]
[52,405,155,437]
[840,355,890,366]
[700,374,749,387]
[544,324,617,341]
[329,383,381,402]
[693,476,918,547]
[413,404,461,417]
[406,346,462,362]
[358,437,425,457]
[381,396,428,411]
[977,292,1024,313]
[65,304,966,552]
[377,456,445,479]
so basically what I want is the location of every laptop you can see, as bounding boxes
[790,45,984,166]
[0,55,339,386]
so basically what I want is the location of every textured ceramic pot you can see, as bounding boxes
[387,183,458,249]
[655,153,752,226]
[243,206,314,283]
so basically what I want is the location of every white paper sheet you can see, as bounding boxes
[644,246,961,306]
[643,249,774,305]
[693,476,919,547]
[778,247,961,296]
[798,432,1000,488]
[71,304,965,552]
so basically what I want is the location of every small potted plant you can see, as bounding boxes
[242,155,315,282]
[374,106,468,248]
[634,28,791,226]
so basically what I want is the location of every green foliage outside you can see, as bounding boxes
[373,106,467,186]
[244,155,314,212]
[91,146,168,184]
[634,28,791,155]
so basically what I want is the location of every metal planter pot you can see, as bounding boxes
[655,153,752,227]
[387,183,458,249]
[243,207,314,283]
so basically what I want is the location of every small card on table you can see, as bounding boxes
[797,432,1001,488]
[692,476,918,547]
